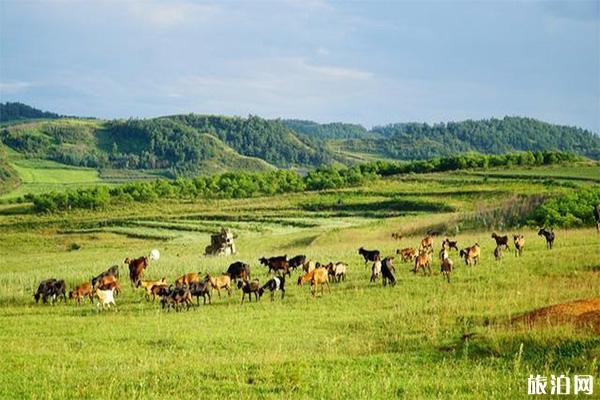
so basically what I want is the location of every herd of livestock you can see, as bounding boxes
[32,228,557,311]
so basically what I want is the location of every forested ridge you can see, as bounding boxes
[338,117,600,160]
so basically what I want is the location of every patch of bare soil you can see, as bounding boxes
[513,298,600,334]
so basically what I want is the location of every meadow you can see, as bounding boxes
[0,164,598,399]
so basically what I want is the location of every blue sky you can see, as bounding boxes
[0,0,598,131]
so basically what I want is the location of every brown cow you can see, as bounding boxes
[125,256,149,287]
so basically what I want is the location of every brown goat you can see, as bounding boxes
[513,235,525,256]
[96,275,121,295]
[298,268,330,297]
[459,243,481,266]
[491,233,510,250]
[69,282,94,305]
[413,250,432,275]
[419,235,434,251]
[396,247,417,262]
[125,256,149,287]
[175,272,201,287]
[206,274,232,297]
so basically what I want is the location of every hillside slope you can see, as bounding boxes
[337,117,600,160]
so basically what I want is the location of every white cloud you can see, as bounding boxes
[126,1,220,28]
[0,81,33,94]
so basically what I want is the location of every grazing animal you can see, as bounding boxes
[95,288,116,310]
[325,262,347,283]
[381,257,396,286]
[96,275,121,295]
[298,268,330,297]
[513,235,525,256]
[358,247,380,266]
[370,259,382,282]
[69,282,94,305]
[125,256,149,287]
[594,204,600,233]
[160,286,193,311]
[442,238,459,251]
[34,279,66,304]
[139,277,167,300]
[205,274,232,297]
[538,228,555,249]
[226,261,251,282]
[413,250,432,275]
[396,247,417,262]
[302,260,319,273]
[34,279,56,304]
[494,245,503,261]
[259,256,290,277]
[175,272,201,287]
[419,235,434,251]
[91,265,120,288]
[258,276,285,300]
[238,279,261,303]
[440,250,453,283]
[459,243,481,266]
[491,233,510,250]
[189,281,212,305]
[391,232,404,241]
[288,255,307,271]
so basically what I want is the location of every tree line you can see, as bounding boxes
[25,151,583,213]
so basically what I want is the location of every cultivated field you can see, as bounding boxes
[0,165,599,399]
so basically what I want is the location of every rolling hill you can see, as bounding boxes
[1,103,599,198]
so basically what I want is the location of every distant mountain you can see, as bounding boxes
[0,102,62,123]
[281,119,376,139]
[1,104,598,182]
[339,117,600,160]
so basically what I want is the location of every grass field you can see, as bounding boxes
[0,167,599,399]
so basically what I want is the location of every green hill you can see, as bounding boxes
[337,117,600,160]
[0,102,62,123]
[281,119,376,140]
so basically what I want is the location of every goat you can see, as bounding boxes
[440,249,453,283]
[419,235,434,251]
[538,228,555,249]
[325,262,347,283]
[95,288,116,310]
[227,261,251,282]
[160,286,193,311]
[175,272,201,287]
[302,260,319,273]
[91,265,119,289]
[459,243,481,266]
[68,282,94,305]
[288,255,307,271]
[298,268,330,297]
[139,277,167,301]
[258,276,285,301]
[370,259,382,283]
[413,250,432,275]
[358,247,380,266]
[238,279,261,303]
[513,235,525,256]
[442,238,459,251]
[205,274,232,298]
[189,281,212,305]
[396,247,417,262]
[494,245,503,261]
[96,275,121,295]
[491,233,510,250]
[125,256,149,287]
[391,232,403,241]
[259,256,290,277]
[381,257,396,286]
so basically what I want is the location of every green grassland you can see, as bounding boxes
[0,167,599,399]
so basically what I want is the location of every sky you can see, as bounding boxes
[0,0,598,132]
